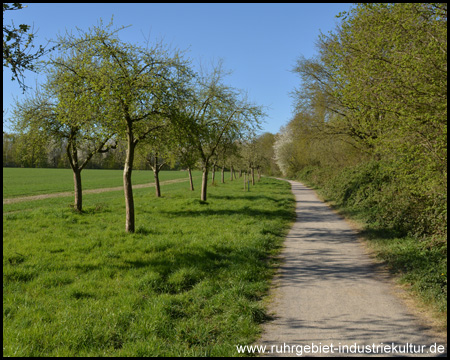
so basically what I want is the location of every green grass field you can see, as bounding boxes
[3,169,295,356]
[3,168,199,198]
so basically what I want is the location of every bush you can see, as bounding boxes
[297,159,447,239]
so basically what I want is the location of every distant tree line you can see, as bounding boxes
[3,132,161,170]
[3,130,279,174]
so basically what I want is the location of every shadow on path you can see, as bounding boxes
[258,180,446,357]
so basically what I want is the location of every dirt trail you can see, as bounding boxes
[3,177,190,205]
[258,180,446,357]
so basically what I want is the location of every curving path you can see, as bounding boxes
[258,180,446,357]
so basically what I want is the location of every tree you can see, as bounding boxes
[11,74,116,211]
[136,119,177,197]
[171,64,263,201]
[300,3,447,169]
[3,132,17,167]
[273,125,299,178]
[55,21,192,232]
[169,111,201,191]
[173,136,200,191]
[3,3,55,92]
[240,138,258,185]
[254,132,280,176]
[1,132,37,167]
[227,141,245,180]
[217,135,238,183]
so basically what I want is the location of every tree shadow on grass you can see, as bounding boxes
[115,242,274,299]
[209,194,281,202]
[161,207,294,222]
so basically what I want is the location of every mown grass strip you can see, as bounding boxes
[3,168,199,198]
[3,176,295,356]
[3,176,195,205]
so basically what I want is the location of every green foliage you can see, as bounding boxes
[291,3,447,180]
[298,159,447,238]
[313,3,447,154]
[253,132,280,176]
[173,63,263,166]
[286,3,447,239]
[366,234,447,314]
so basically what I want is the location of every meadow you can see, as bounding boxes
[3,167,198,198]
[3,169,295,356]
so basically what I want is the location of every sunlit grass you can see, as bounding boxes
[3,168,199,198]
[3,176,295,356]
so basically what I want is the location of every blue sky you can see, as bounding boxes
[3,3,353,135]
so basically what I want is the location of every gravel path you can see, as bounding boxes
[258,180,446,357]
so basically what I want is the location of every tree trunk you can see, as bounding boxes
[251,167,255,185]
[188,167,194,191]
[221,166,225,183]
[257,167,261,181]
[244,171,247,191]
[201,166,208,201]
[153,169,161,197]
[230,165,233,181]
[211,164,216,185]
[124,127,135,233]
[67,138,82,212]
[152,154,161,197]
[73,168,82,212]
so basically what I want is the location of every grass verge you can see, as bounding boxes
[3,176,295,356]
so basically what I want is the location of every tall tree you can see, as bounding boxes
[54,21,192,231]
[296,3,447,170]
